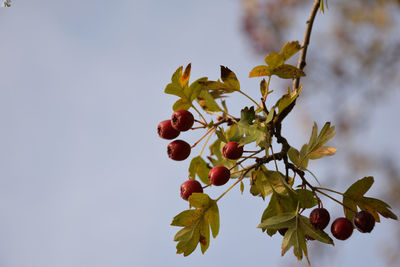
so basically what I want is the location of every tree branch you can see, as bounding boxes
[293,0,321,90]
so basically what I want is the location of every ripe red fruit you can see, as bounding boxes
[209,166,231,186]
[157,120,180,140]
[180,180,203,201]
[167,140,191,161]
[309,208,330,230]
[222,141,244,160]
[354,210,375,233]
[331,217,353,240]
[171,110,194,132]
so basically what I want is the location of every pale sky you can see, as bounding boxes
[0,1,397,267]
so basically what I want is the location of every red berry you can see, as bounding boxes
[278,228,288,236]
[171,110,194,132]
[209,166,231,186]
[167,140,191,161]
[222,141,243,160]
[354,211,375,233]
[331,217,353,240]
[309,208,330,230]
[180,180,203,200]
[157,120,180,140]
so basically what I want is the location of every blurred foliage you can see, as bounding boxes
[241,0,400,265]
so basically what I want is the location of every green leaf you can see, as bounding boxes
[271,64,306,79]
[215,127,228,143]
[296,189,318,209]
[166,64,221,114]
[249,65,271,78]
[299,215,333,244]
[172,194,220,256]
[189,193,211,209]
[276,85,302,115]
[189,156,211,184]
[189,77,208,101]
[260,79,267,97]
[237,107,266,145]
[343,176,398,222]
[171,209,202,227]
[220,66,240,91]
[205,200,219,238]
[240,180,244,194]
[196,90,222,112]
[199,216,210,253]
[288,147,300,166]
[172,98,191,111]
[308,146,337,160]
[279,213,334,264]
[250,41,302,80]
[250,168,294,199]
[180,63,191,87]
[320,0,325,13]
[260,191,297,233]
[280,41,302,62]
[201,66,241,93]
[225,124,242,142]
[240,106,256,124]
[295,122,337,169]
[264,52,284,69]
[258,212,296,229]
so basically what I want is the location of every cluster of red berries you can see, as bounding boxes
[157,113,245,201]
[157,109,195,161]
[279,208,376,240]
[179,142,244,200]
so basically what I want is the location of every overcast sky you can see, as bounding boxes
[0,1,397,267]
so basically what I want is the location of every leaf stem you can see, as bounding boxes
[314,189,357,213]
[270,145,279,172]
[263,76,272,101]
[238,90,260,108]
[199,128,215,156]
[191,105,208,125]
[191,128,214,149]
[216,167,253,202]
[315,187,343,195]
[229,149,263,171]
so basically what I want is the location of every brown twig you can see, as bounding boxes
[293,0,321,90]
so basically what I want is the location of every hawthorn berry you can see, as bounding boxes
[171,110,194,132]
[167,140,191,161]
[222,141,243,160]
[331,217,353,240]
[209,166,231,186]
[180,180,203,201]
[354,210,375,233]
[157,120,180,140]
[309,208,330,230]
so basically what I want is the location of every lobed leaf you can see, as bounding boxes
[343,176,398,222]
[172,194,220,256]
[249,65,271,78]
[271,64,306,79]
[294,122,337,169]
[189,156,211,184]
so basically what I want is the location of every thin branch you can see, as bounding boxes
[293,0,321,90]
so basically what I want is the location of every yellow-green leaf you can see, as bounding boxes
[271,64,306,79]
[280,41,302,62]
[180,63,191,87]
[308,146,337,159]
[343,176,398,222]
[249,65,271,78]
